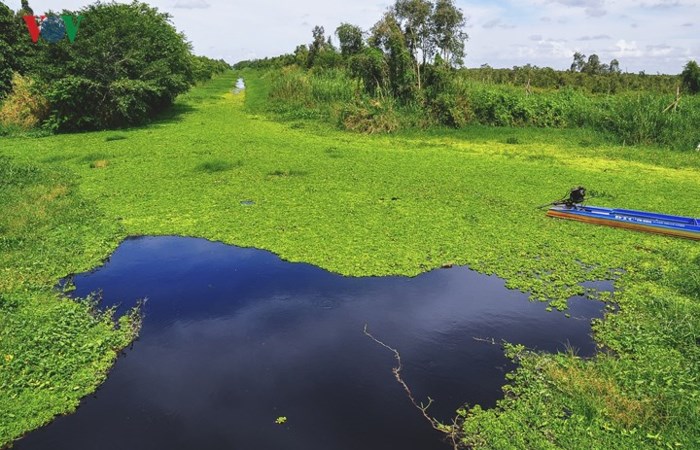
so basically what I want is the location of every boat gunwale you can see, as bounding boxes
[549,205,699,226]
[546,207,700,240]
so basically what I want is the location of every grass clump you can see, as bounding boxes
[0,73,49,131]
[267,168,308,177]
[195,159,241,173]
[339,98,400,134]
[90,159,109,169]
[105,134,127,142]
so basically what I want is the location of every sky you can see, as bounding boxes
[8,0,700,74]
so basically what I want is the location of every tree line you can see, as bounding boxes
[235,1,700,99]
[237,0,468,103]
[233,0,699,150]
[0,1,230,132]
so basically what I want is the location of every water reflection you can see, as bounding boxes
[17,236,606,450]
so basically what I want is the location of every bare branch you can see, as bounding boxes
[363,324,461,449]
[472,336,498,345]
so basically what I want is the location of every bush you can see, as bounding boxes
[191,56,231,83]
[339,98,399,133]
[0,3,28,99]
[34,2,195,131]
[0,73,49,130]
[429,92,471,127]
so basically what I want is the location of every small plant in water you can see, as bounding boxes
[275,416,287,425]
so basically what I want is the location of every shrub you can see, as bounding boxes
[0,73,49,130]
[339,98,399,133]
[35,2,195,131]
[429,92,471,127]
[191,56,231,83]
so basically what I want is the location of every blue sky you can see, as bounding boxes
[9,0,699,74]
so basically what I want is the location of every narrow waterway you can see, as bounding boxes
[16,236,606,450]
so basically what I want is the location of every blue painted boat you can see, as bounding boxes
[547,204,700,240]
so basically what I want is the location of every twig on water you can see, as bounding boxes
[472,336,498,345]
[363,324,461,449]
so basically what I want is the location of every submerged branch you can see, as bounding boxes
[363,324,461,449]
[472,336,498,345]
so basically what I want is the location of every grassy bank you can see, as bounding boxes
[1,71,699,448]
[251,65,700,151]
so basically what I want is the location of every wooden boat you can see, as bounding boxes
[547,204,700,240]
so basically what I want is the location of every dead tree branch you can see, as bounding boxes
[363,324,461,449]
[472,336,498,345]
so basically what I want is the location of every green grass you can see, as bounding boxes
[252,66,700,150]
[1,71,699,448]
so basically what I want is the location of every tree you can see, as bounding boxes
[582,54,602,74]
[0,2,34,98]
[36,2,195,130]
[608,59,621,74]
[370,12,415,100]
[293,44,309,67]
[431,0,467,67]
[393,0,433,89]
[20,0,33,14]
[349,47,388,96]
[570,52,585,72]
[335,23,364,58]
[681,60,700,94]
[307,25,327,68]
[0,3,18,97]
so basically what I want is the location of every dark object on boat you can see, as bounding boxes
[566,186,586,206]
[537,186,587,209]
[548,204,700,240]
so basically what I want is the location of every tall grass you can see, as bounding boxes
[256,66,700,150]
[447,74,700,149]
[266,66,356,120]
[0,73,49,132]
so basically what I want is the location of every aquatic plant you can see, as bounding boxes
[1,72,699,449]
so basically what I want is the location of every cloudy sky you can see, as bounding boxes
[10,0,699,74]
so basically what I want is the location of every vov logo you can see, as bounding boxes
[23,14,83,44]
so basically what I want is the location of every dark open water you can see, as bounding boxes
[15,236,606,450]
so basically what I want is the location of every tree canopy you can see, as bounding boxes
[0,1,229,132]
[681,60,700,94]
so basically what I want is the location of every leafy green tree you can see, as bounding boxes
[393,0,433,89]
[608,59,621,74]
[0,2,29,98]
[582,54,602,75]
[335,23,364,58]
[294,44,309,67]
[34,2,195,130]
[20,0,34,14]
[570,52,586,72]
[431,0,467,67]
[370,12,416,100]
[681,60,700,94]
[307,25,327,68]
[191,55,230,82]
[349,47,388,96]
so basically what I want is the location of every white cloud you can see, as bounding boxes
[646,44,674,57]
[9,0,700,73]
[614,40,643,58]
[173,0,210,9]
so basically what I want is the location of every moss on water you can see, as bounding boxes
[1,72,699,448]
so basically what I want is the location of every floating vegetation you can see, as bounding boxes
[105,135,127,142]
[195,159,242,173]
